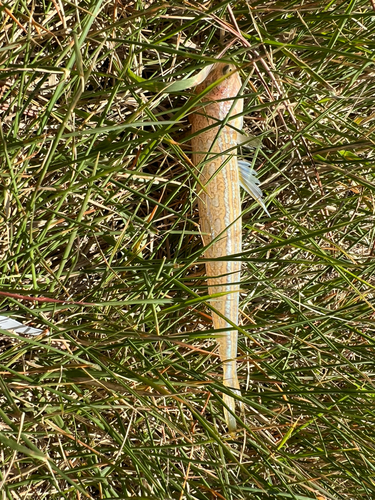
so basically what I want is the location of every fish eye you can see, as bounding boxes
[222,64,232,74]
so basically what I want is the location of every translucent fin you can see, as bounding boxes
[222,364,241,434]
[0,315,46,336]
[223,393,238,434]
[238,160,270,216]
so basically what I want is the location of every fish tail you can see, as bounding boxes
[211,283,241,433]
[222,360,241,433]
[223,394,237,434]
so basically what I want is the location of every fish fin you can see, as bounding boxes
[223,393,238,434]
[222,366,241,434]
[237,132,262,148]
[238,160,270,216]
[0,315,47,336]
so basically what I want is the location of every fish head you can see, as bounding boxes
[191,62,243,129]
[195,63,241,101]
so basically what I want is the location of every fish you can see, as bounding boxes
[189,62,268,433]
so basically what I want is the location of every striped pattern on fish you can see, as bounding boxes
[189,62,268,432]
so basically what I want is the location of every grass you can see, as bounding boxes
[0,0,375,498]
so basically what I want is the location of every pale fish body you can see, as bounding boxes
[189,63,268,432]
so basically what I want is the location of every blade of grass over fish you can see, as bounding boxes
[126,64,214,92]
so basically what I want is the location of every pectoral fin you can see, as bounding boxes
[238,160,270,216]
[0,315,46,336]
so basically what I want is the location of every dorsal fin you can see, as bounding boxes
[238,160,270,216]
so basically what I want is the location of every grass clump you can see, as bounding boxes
[0,0,374,499]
